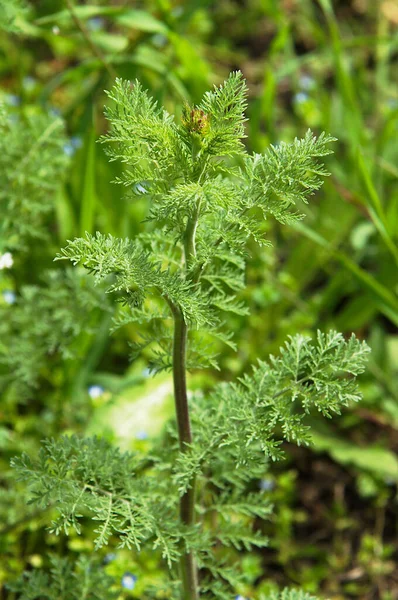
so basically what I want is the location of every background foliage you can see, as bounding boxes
[0,0,397,599]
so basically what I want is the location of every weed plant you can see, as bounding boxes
[10,73,370,599]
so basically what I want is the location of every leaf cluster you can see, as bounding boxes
[56,73,335,374]
[267,591,320,600]
[0,105,69,251]
[12,435,183,565]
[12,330,369,596]
[0,269,111,397]
[56,232,209,328]
[241,130,335,224]
[7,554,118,600]
[10,72,368,598]
[0,0,29,32]
[174,331,370,490]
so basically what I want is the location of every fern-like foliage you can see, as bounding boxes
[12,330,369,595]
[12,72,368,598]
[0,269,111,397]
[102,78,189,197]
[55,232,209,328]
[12,436,181,562]
[174,331,370,489]
[0,105,69,251]
[242,130,335,224]
[195,69,248,157]
[57,73,335,372]
[7,555,118,599]
[267,591,320,600]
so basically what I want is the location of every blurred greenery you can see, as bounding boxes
[0,0,397,599]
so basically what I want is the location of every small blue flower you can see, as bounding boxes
[3,290,16,305]
[88,385,104,399]
[87,17,105,31]
[121,572,137,590]
[152,33,167,48]
[6,94,20,107]
[299,74,315,91]
[62,136,82,156]
[103,552,116,564]
[49,107,61,117]
[259,478,275,492]
[136,430,148,440]
[63,142,75,157]
[235,596,247,600]
[142,367,151,378]
[293,92,309,105]
[384,477,396,486]
[23,76,36,90]
[71,135,83,150]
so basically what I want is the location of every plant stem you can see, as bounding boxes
[65,0,117,79]
[172,206,201,599]
[173,314,192,449]
[173,311,199,599]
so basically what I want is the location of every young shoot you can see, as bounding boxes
[12,72,370,600]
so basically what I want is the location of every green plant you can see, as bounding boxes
[0,104,69,252]
[0,0,29,32]
[7,555,118,599]
[0,268,110,399]
[11,72,370,599]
